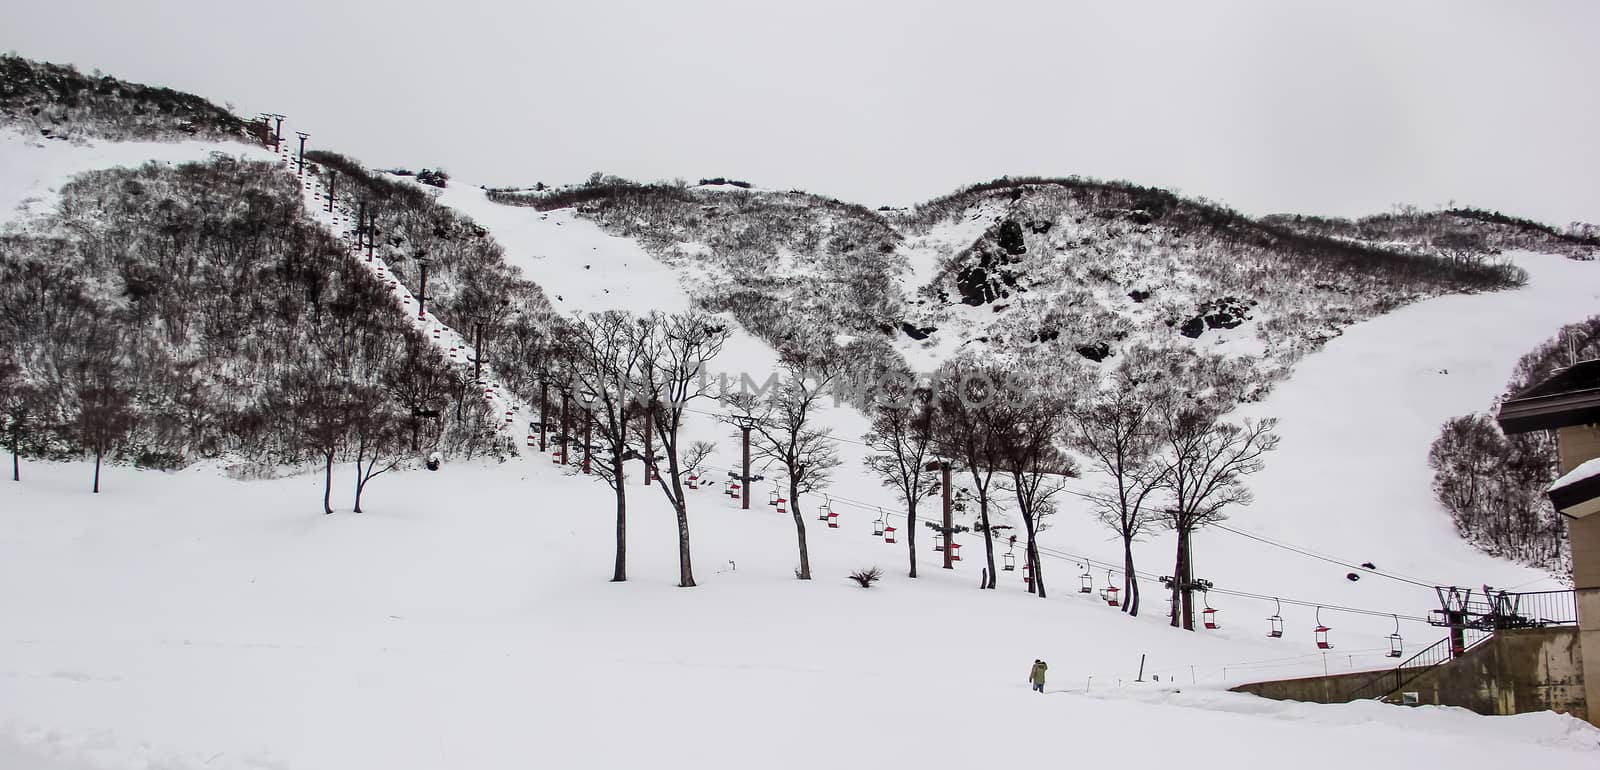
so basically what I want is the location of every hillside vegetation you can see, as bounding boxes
[0,55,259,142]
[490,179,912,402]
[494,174,1539,400]
[1262,206,1600,261]
[0,156,501,482]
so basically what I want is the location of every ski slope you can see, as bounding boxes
[1,134,1598,768]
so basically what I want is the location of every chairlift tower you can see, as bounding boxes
[924,460,954,570]
[729,415,758,509]
[294,131,309,176]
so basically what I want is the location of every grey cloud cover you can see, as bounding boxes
[4,0,1596,225]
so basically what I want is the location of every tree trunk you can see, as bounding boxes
[979,497,996,589]
[1170,526,1192,629]
[641,410,652,485]
[11,429,18,481]
[1021,506,1045,598]
[650,407,696,588]
[353,447,366,513]
[790,477,811,580]
[906,500,918,578]
[1122,536,1139,616]
[538,381,548,452]
[612,454,627,582]
[323,451,335,514]
[1180,528,1195,631]
[674,498,695,587]
[92,446,101,493]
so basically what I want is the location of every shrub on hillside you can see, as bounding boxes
[0,156,497,472]
[1426,317,1600,573]
[849,567,883,588]
[0,55,254,142]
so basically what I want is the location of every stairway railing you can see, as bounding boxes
[1343,627,1492,702]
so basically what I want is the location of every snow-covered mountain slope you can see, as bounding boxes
[891,179,1536,379]
[4,59,1600,770]
[436,169,1598,645]
[435,184,691,314]
[490,177,1555,395]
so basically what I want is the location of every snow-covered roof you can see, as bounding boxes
[1547,456,1600,519]
[1549,457,1600,493]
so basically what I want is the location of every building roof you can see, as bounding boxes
[1548,457,1600,518]
[1495,359,1600,434]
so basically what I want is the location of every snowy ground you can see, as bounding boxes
[3,133,1599,767]
[3,461,1598,770]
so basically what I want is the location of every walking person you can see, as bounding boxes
[1028,659,1047,693]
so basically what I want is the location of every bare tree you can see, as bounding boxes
[348,388,409,513]
[1158,406,1279,630]
[569,310,652,582]
[384,335,455,452]
[993,389,1076,599]
[1066,368,1167,616]
[0,358,32,482]
[77,377,134,494]
[933,358,1011,588]
[642,311,730,588]
[724,353,841,580]
[863,379,937,578]
[276,370,356,514]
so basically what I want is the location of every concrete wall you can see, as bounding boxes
[1230,668,1387,705]
[1232,628,1586,722]
[1556,430,1600,727]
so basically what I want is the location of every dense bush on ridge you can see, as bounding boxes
[0,55,257,142]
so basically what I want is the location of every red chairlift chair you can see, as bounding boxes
[1314,606,1333,650]
[1101,571,1120,607]
[883,526,897,544]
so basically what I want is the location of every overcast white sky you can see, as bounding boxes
[5,1,1598,225]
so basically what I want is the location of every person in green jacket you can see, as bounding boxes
[1028,659,1047,693]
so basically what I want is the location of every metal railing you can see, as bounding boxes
[1344,588,1578,704]
[1343,627,1491,702]
[1429,588,1578,630]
